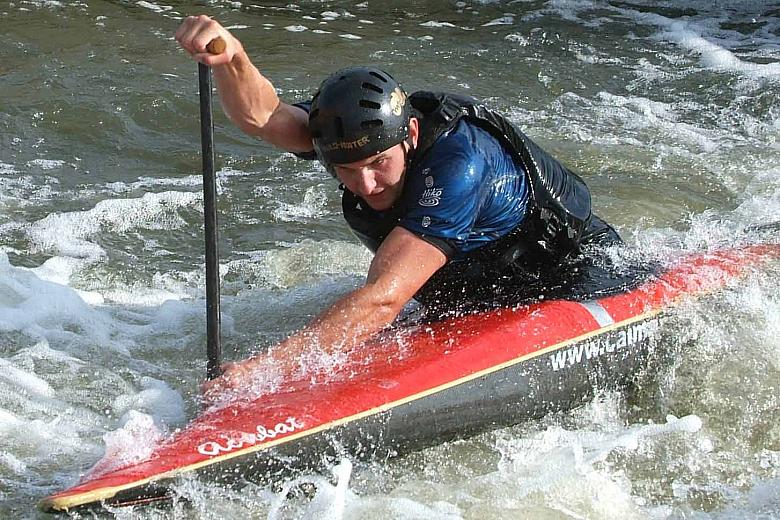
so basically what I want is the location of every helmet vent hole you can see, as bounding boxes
[362,82,383,94]
[361,119,383,129]
[369,71,388,83]
[359,100,382,110]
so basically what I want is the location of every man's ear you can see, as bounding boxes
[408,117,420,149]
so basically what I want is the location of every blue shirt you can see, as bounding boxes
[398,119,529,260]
[292,100,530,260]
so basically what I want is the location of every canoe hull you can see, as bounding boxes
[39,243,780,512]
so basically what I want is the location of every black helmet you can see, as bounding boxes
[309,66,410,167]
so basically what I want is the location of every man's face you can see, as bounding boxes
[333,145,408,211]
[332,118,419,211]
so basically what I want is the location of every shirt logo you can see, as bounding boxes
[418,187,442,207]
[425,175,434,188]
[422,216,431,228]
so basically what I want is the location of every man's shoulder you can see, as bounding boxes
[417,121,476,168]
[423,119,493,159]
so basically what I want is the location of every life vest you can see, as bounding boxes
[342,91,594,262]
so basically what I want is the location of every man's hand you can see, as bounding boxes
[200,359,253,400]
[175,15,242,67]
[200,354,281,405]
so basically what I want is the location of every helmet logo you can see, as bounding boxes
[390,87,407,116]
[322,135,370,152]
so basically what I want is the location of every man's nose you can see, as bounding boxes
[355,168,376,195]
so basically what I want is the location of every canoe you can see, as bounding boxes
[39,241,780,512]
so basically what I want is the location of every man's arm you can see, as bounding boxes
[175,15,313,154]
[203,226,448,397]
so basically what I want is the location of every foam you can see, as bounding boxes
[0,252,125,356]
[542,1,780,80]
[0,394,103,463]
[136,1,172,13]
[100,285,186,307]
[505,33,530,45]
[0,162,18,175]
[233,239,370,289]
[0,339,188,489]
[420,21,457,28]
[272,185,329,222]
[653,21,780,77]
[20,340,85,369]
[18,0,63,7]
[267,459,354,519]
[531,91,724,165]
[105,168,252,194]
[730,478,780,518]
[0,173,57,208]
[0,358,55,398]
[594,92,719,152]
[26,159,66,170]
[0,452,26,475]
[482,15,514,27]
[111,377,186,427]
[84,410,164,479]
[457,405,707,518]
[537,88,779,202]
[23,190,200,283]
[0,409,23,430]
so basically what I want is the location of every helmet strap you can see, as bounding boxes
[402,136,416,173]
[403,137,417,162]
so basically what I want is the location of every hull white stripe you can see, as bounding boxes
[578,300,614,327]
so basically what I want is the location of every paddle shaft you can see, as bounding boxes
[199,38,225,380]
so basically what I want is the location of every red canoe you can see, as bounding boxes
[39,242,780,512]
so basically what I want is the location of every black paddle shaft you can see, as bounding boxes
[198,62,222,380]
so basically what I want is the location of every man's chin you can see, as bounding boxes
[364,194,391,211]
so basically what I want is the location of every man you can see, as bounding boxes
[175,16,620,398]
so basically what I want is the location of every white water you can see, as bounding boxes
[1,0,779,517]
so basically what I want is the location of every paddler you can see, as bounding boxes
[175,16,622,397]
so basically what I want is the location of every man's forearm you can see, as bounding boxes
[200,227,447,400]
[267,284,403,370]
[212,50,280,138]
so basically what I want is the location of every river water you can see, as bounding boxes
[1,0,779,518]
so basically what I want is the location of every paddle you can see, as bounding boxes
[199,36,226,380]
